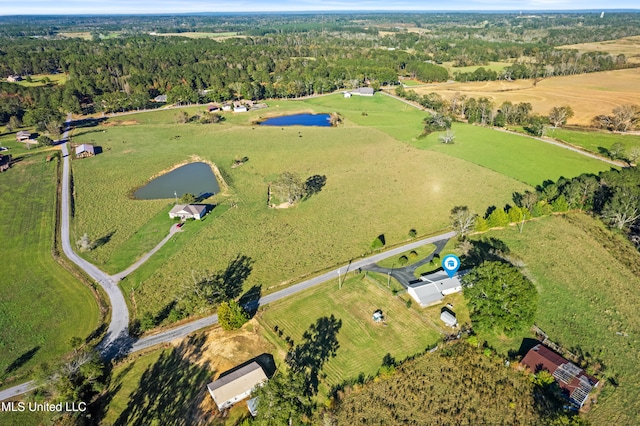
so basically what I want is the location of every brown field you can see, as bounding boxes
[558,35,640,64]
[411,68,640,125]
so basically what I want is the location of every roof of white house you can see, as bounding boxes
[207,362,267,410]
[169,204,207,216]
[75,144,95,155]
[408,270,467,307]
[356,87,374,95]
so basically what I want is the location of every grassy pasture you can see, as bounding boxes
[258,274,441,389]
[443,61,512,73]
[548,127,640,158]
[472,214,640,424]
[419,123,613,186]
[151,32,243,39]
[0,157,100,387]
[10,73,67,87]
[412,68,640,125]
[70,96,531,316]
[557,35,640,64]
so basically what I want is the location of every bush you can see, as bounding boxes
[398,255,409,266]
[371,234,385,250]
[409,250,418,258]
[408,228,417,238]
[218,300,249,331]
[487,208,509,228]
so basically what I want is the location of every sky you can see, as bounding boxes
[0,1,638,15]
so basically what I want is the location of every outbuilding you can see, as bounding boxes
[207,362,268,411]
[75,144,95,158]
[440,310,457,327]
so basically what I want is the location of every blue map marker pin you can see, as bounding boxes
[442,254,461,278]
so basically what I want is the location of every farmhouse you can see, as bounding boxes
[7,75,22,82]
[207,362,268,411]
[353,87,375,96]
[16,131,32,142]
[522,344,599,408]
[407,270,466,307]
[75,144,95,158]
[168,204,208,220]
[234,105,248,113]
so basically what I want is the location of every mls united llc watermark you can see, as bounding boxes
[1,401,87,412]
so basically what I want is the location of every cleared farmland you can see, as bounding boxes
[410,68,640,125]
[0,157,100,386]
[557,35,640,64]
[70,95,533,316]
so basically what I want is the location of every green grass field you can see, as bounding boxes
[444,61,512,73]
[548,128,640,158]
[69,95,532,317]
[375,243,435,268]
[400,79,424,87]
[0,157,100,388]
[419,123,613,186]
[258,274,441,389]
[471,214,640,424]
[10,73,67,87]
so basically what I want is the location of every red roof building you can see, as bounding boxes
[522,344,599,408]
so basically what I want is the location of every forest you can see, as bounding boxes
[2,12,640,124]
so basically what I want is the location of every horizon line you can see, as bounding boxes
[2,9,640,17]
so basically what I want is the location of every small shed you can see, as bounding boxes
[153,94,167,103]
[16,131,31,142]
[234,105,248,113]
[440,310,457,327]
[372,309,384,322]
[75,144,95,158]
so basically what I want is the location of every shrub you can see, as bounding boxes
[408,228,417,238]
[218,300,249,331]
[371,234,385,250]
[398,255,409,266]
[487,208,509,228]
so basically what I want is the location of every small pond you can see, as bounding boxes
[259,113,332,127]
[134,162,220,200]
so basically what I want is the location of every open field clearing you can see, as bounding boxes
[258,274,441,389]
[473,214,640,424]
[6,73,67,87]
[70,95,532,316]
[419,123,613,186]
[104,323,273,425]
[548,127,640,157]
[0,157,99,388]
[411,68,640,125]
[151,32,243,39]
[442,61,512,73]
[558,35,640,64]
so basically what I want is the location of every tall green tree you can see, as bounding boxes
[462,261,537,335]
[217,300,249,331]
[253,372,312,425]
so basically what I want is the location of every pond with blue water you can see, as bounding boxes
[134,162,220,200]
[259,113,332,127]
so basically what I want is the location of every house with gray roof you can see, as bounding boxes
[168,204,208,220]
[207,362,268,411]
[407,270,467,307]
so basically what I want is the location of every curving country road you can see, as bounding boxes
[1,113,456,401]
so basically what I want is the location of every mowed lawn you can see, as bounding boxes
[70,97,530,317]
[422,123,613,186]
[0,158,100,387]
[259,274,441,387]
[474,214,640,424]
[548,128,640,158]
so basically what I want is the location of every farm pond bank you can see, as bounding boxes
[133,162,220,200]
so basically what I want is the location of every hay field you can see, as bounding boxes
[70,96,532,316]
[411,68,640,125]
[558,35,640,64]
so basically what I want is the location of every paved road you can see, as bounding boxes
[130,231,456,353]
[363,238,449,287]
[0,381,37,402]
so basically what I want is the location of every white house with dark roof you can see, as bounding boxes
[207,362,268,411]
[168,204,208,220]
